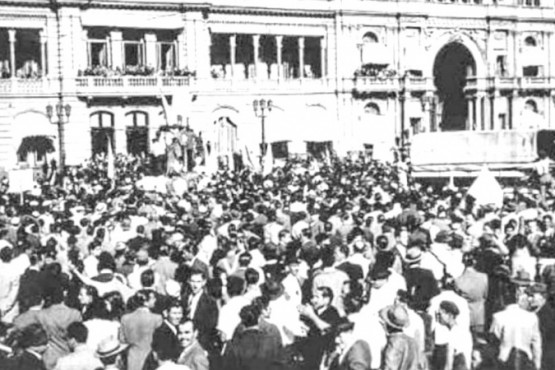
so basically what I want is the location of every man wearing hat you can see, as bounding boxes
[96,337,129,370]
[379,305,420,370]
[403,246,440,312]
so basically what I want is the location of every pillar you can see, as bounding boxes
[229,34,236,79]
[40,30,48,77]
[8,29,16,78]
[512,30,520,77]
[484,93,491,130]
[491,92,499,130]
[467,96,474,130]
[298,36,305,79]
[422,94,433,133]
[509,92,515,129]
[144,33,157,69]
[110,30,123,69]
[252,34,260,79]
[177,31,187,69]
[276,35,283,80]
[320,37,327,78]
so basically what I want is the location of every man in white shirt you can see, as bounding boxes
[54,322,103,370]
[217,276,249,343]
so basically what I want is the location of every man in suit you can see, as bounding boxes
[489,283,542,370]
[143,300,184,370]
[119,290,163,370]
[7,323,48,370]
[183,269,219,354]
[403,247,440,311]
[455,252,488,334]
[527,283,555,370]
[177,320,209,370]
[36,286,82,370]
[328,319,372,370]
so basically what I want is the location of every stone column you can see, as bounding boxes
[491,92,498,130]
[509,92,516,129]
[110,30,123,69]
[229,34,236,79]
[40,30,48,76]
[252,34,260,79]
[512,30,520,77]
[144,33,157,69]
[421,94,432,133]
[320,37,327,78]
[484,93,491,130]
[177,31,187,69]
[298,37,305,79]
[467,96,474,130]
[276,35,283,80]
[8,29,16,78]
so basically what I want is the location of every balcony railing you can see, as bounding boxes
[352,76,399,92]
[74,76,192,95]
[0,78,57,95]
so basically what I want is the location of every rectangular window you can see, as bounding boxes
[523,66,539,77]
[157,42,176,71]
[124,42,144,67]
[88,41,108,67]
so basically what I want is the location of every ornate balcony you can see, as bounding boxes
[351,76,399,93]
[74,76,192,96]
[0,78,56,96]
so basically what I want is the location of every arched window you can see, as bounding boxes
[90,111,114,157]
[525,99,538,113]
[525,36,537,47]
[125,111,149,156]
[364,102,381,115]
[362,32,379,44]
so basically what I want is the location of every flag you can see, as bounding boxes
[159,92,176,126]
[106,134,115,180]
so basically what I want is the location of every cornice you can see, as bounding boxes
[209,5,334,18]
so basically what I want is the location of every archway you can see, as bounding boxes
[433,42,476,131]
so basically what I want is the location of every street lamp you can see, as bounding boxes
[253,98,272,171]
[46,101,71,173]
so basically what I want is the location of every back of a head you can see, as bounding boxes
[67,321,88,344]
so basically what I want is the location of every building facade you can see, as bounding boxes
[0,0,553,170]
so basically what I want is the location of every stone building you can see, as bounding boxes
[0,0,552,170]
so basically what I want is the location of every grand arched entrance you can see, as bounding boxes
[433,42,476,131]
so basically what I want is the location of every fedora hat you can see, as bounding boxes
[405,247,422,265]
[379,305,410,330]
[97,337,129,358]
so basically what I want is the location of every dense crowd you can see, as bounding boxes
[0,152,553,370]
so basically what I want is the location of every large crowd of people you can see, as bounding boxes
[0,151,553,370]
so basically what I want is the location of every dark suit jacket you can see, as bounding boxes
[184,292,219,353]
[224,327,285,370]
[329,340,372,370]
[404,267,440,311]
[7,351,46,370]
[538,303,555,369]
[153,321,181,360]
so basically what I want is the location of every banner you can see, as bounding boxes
[8,168,34,193]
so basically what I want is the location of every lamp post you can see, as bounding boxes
[46,101,71,173]
[253,98,272,172]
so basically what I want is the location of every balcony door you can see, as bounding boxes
[90,111,114,158]
[126,111,149,156]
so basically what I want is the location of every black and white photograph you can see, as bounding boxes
[0,0,554,369]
